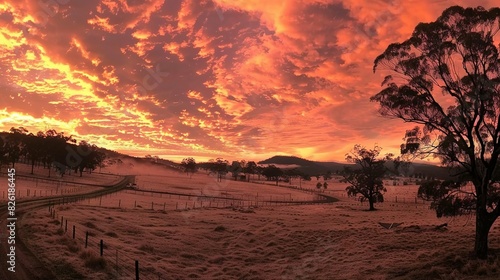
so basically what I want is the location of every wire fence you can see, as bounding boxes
[48,204,166,280]
[73,188,333,212]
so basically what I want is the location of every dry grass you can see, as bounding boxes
[20,169,500,279]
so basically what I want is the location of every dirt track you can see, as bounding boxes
[0,175,133,279]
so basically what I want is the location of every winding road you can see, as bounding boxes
[0,175,134,280]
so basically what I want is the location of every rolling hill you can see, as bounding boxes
[258,155,453,179]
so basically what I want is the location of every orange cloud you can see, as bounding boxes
[0,0,494,163]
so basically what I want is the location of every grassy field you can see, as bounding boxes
[17,165,500,279]
[0,163,123,203]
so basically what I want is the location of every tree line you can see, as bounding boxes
[181,157,336,187]
[0,127,106,177]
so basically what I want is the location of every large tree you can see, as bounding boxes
[371,6,500,258]
[24,132,45,174]
[342,145,390,211]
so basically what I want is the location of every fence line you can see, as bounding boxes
[75,189,332,211]
[48,204,165,279]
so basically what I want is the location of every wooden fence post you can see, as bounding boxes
[85,231,88,248]
[135,260,139,280]
[100,240,104,256]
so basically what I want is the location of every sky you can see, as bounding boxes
[0,0,497,163]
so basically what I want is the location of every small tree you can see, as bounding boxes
[316,182,322,191]
[323,182,328,191]
[181,157,197,178]
[342,145,390,211]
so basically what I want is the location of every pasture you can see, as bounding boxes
[17,166,500,279]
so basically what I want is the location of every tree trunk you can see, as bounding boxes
[368,197,375,211]
[31,159,35,174]
[474,209,494,259]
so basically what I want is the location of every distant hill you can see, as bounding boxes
[259,155,453,179]
[259,155,350,176]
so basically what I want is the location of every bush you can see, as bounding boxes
[80,251,106,270]
[214,225,226,232]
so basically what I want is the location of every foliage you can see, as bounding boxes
[418,180,476,217]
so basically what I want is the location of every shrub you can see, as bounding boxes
[80,251,106,270]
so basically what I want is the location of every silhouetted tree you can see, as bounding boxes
[342,145,390,211]
[181,157,197,178]
[209,158,229,182]
[0,137,7,174]
[262,165,283,186]
[229,161,242,181]
[243,161,257,182]
[24,132,45,174]
[5,127,28,168]
[76,141,105,177]
[44,129,73,177]
[371,6,500,259]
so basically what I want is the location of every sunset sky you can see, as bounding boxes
[0,0,496,163]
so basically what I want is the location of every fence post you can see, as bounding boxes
[72,225,76,239]
[61,216,63,227]
[115,249,119,276]
[85,231,88,248]
[65,220,68,233]
[100,240,104,256]
[135,260,139,280]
